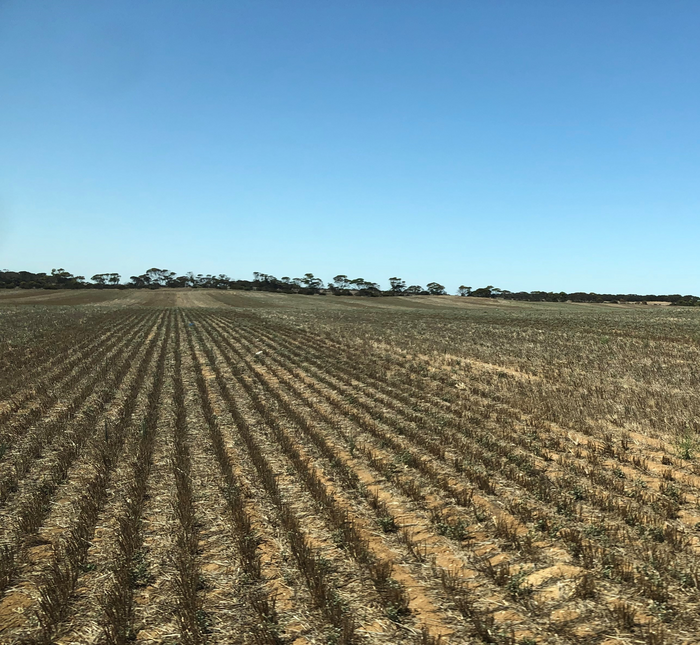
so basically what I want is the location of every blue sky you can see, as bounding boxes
[1,1,699,294]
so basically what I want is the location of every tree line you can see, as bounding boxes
[1,268,698,305]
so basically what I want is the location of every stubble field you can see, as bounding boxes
[1,289,700,645]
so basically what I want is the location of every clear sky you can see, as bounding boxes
[1,1,699,294]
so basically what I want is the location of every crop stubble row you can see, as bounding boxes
[195,310,697,642]
[0,306,697,644]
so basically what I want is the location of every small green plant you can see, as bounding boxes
[473,506,488,523]
[555,500,574,519]
[131,550,152,587]
[659,482,683,502]
[675,429,698,460]
[377,515,398,533]
[435,517,469,541]
[196,608,212,635]
[385,602,408,623]
[506,568,533,599]
[396,450,415,466]
[317,556,334,575]
[325,626,342,645]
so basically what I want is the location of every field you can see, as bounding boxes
[1,289,700,644]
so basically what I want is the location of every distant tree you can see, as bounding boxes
[349,278,380,291]
[171,275,189,288]
[389,277,406,294]
[91,273,120,287]
[405,285,423,295]
[458,285,472,297]
[129,274,150,288]
[146,268,162,284]
[301,273,324,289]
[253,273,277,285]
[51,268,85,288]
[471,285,495,298]
[51,268,74,285]
[332,274,350,290]
[253,272,279,284]
[146,268,176,286]
[427,282,446,295]
[91,274,108,286]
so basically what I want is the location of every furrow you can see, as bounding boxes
[226,316,700,611]
[188,315,360,644]
[194,313,469,643]
[208,312,700,641]
[0,312,156,501]
[0,312,139,436]
[0,312,165,617]
[0,311,170,643]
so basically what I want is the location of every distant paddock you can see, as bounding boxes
[0,288,675,310]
